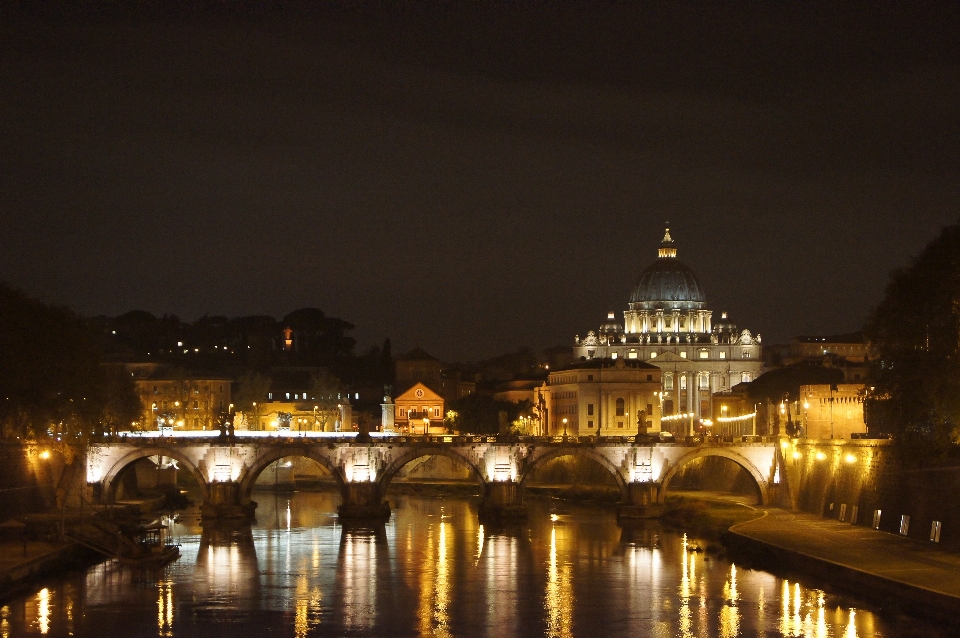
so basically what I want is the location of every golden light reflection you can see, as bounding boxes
[545,526,573,638]
[816,591,827,638]
[1,604,10,638]
[434,521,451,637]
[36,588,50,635]
[678,535,693,638]
[418,526,435,636]
[476,524,484,565]
[157,579,173,636]
[719,564,739,638]
[295,574,309,638]
[845,609,859,638]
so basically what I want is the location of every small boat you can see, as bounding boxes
[120,522,180,566]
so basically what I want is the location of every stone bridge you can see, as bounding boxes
[84,433,784,521]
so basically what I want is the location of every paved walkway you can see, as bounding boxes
[730,508,960,601]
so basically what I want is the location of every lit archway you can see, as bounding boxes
[100,447,208,504]
[238,448,345,505]
[657,448,768,505]
[520,447,629,502]
[377,446,486,495]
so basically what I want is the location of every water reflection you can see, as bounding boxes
[193,520,261,617]
[0,492,948,637]
[545,526,572,638]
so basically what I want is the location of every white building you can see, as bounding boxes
[572,227,763,432]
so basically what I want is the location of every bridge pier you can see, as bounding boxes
[202,482,257,520]
[338,482,391,522]
[479,481,527,522]
[617,482,663,520]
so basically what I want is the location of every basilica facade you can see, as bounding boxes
[571,228,763,433]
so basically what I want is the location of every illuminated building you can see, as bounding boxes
[799,384,867,439]
[541,358,662,436]
[128,364,231,431]
[394,382,445,434]
[572,227,763,431]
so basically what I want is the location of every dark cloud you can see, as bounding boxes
[1,2,958,360]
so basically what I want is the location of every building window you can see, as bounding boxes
[680,376,687,390]
[744,352,751,358]
[587,375,594,381]
[617,421,624,428]
[700,375,709,389]
[664,400,675,415]
[587,420,594,428]
[153,385,158,394]
[650,352,657,359]
[646,403,653,415]
[720,351,726,359]
[741,373,751,383]
[699,350,708,359]
[616,398,625,416]
[664,374,674,390]
[680,351,687,358]
[587,404,594,416]
[611,352,618,359]
[628,351,638,359]
[647,375,653,381]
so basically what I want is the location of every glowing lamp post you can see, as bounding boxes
[423,416,430,436]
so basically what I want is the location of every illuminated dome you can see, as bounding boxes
[629,228,706,311]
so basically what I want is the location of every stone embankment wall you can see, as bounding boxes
[784,439,960,550]
[0,442,87,519]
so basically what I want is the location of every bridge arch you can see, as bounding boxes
[657,447,768,505]
[237,447,344,504]
[100,447,208,504]
[377,446,486,494]
[520,447,629,502]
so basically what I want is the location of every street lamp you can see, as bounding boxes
[423,416,430,436]
[562,417,568,438]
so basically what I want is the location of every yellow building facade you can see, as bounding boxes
[542,359,662,437]
[394,382,445,434]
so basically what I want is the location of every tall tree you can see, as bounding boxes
[865,223,960,461]
[0,283,139,438]
[234,372,272,430]
[297,370,342,431]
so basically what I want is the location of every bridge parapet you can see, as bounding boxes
[85,434,784,522]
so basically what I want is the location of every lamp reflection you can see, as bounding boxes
[157,579,174,636]
[545,525,572,638]
[194,522,261,613]
[336,525,387,632]
[482,529,519,637]
[719,564,739,638]
[36,588,50,635]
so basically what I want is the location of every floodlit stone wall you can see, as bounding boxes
[786,439,960,549]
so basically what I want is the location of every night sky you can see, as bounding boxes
[2,2,958,361]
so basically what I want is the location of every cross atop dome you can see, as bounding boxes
[658,224,677,258]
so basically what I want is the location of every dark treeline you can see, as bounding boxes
[0,283,140,439]
[92,306,392,389]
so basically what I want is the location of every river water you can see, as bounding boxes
[0,491,948,637]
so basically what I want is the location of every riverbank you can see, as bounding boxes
[727,508,960,625]
[0,540,94,602]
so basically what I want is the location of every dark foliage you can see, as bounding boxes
[0,283,140,438]
[865,223,960,462]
